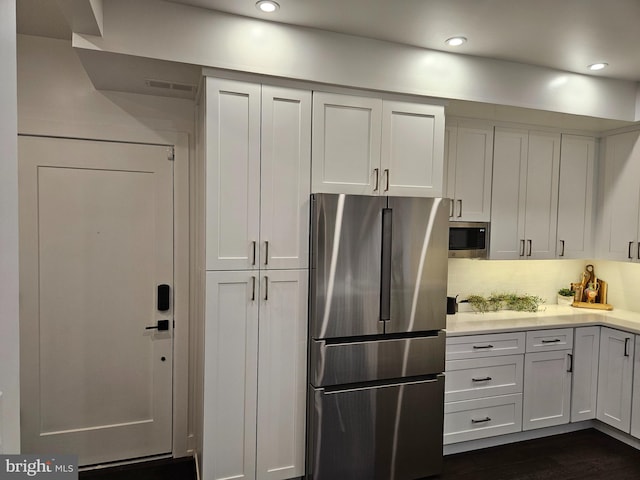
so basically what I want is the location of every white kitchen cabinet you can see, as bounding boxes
[445,121,494,221]
[556,135,596,259]
[205,78,311,271]
[256,270,308,480]
[490,128,560,259]
[203,270,308,480]
[522,350,572,430]
[598,130,640,261]
[312,91,444,197]
[203,271,259,480]
[571,326,600,422]
[596,327,634,433]
[629,336,640,438]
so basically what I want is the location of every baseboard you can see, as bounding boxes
[443,420,595,455]
[593,422,640,450]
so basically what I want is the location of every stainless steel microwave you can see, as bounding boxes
[448,222,489,258]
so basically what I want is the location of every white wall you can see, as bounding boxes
[71,0,639,122]
[0,0,20,453]
[18,35,194,140]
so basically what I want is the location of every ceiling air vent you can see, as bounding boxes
[145,79,196,94]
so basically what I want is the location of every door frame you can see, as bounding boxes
[17,130,192,461]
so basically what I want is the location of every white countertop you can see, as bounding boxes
[446,305,640,336]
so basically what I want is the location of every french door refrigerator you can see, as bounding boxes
[307,193,449,480]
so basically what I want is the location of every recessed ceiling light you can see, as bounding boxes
[445,37,467,47]
[256,0,279,12]
[588,62,608,71]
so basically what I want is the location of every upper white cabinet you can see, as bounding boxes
[312,92,444,197]
[556,135,596,259]
[596,327,634,433]
[490,128,560,259]
[598,130,640,261]
[205,78,311,271]
[445,121,494,221]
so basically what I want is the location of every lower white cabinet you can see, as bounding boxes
[630,336,640,438]
[596,327,634,433]
[522,350,572,430]
[203,270,308,480]
[571,326,600,422]
[444,394,523,444]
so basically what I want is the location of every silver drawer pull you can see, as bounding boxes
[471,417,491,424]
[541,339,561,344]
[472,376,492,382]
[473,344,494,350]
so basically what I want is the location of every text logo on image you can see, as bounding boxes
[0,455,77,479]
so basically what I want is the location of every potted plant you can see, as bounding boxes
[557,288,575,306]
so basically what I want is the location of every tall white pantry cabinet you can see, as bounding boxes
[200,77,310,480]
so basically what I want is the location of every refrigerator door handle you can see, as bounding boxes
[380,207,393,322]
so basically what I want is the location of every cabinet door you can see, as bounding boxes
[380,101,444,197]
[203,271,259,480]
[557,135,595,259]
[597,327,634,433]
[571,326,600,422]
[524,131,560,259]
[490,128,528,259]
[311,92,382,195]
[599,131,640,261]
[256,270,308,480]
[261,87,311,270]
[206,78,261,270]
[630,336,640,438]
[522,350,572,430]
[448,123,494,221]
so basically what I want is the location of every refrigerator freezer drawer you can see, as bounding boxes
[310,332,445,387]
[308,376,444,480]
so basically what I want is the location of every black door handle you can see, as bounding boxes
[146,319,170,331]
[157,284,170,311]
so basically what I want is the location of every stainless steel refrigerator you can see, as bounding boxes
[307,193,449,480]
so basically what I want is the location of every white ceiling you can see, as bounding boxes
[166,0,640,82]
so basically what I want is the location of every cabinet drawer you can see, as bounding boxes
[446,332,526,360]
[444,394,523,445]
[526,328,573,352]
[445,355,524,402]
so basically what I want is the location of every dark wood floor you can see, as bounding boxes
[78,429,640,479]
[438,428,640,480]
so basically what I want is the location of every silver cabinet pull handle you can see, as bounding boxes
[384,169,390,192]
[472,344,494,350]
[252,241,257,265]
[520,239,525,256]
[472,376,492,382]
[559,240,565,257]
[373,168,379,192]
[471,417,491,424]
[527,239,532,257]
[457,199,462,218]
[629,241,634,259]
[264,241,269,265]
[449,200,454,218]
[251,276,256,301]
[264,276,269,301]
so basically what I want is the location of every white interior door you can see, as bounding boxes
[19,136,174,466]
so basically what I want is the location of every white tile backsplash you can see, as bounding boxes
[448,258,640,313]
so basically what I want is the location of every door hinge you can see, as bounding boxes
[167,147,175,161]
